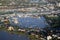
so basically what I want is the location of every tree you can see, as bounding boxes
[44,14,60,27]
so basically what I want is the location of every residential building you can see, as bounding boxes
[8,26,14,31]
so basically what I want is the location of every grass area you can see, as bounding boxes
[0,26,26,35]
[0,12,13,15]
[28,35,38,40]
[0,26,40,40]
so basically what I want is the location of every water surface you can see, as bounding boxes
[0,31,29,40]
[9,16,48,28]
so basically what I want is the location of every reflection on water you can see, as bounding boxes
[0,31,29,40]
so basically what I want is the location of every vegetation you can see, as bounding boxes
[0,12,13,15]
[28,35,38,40]
[44,14,60,27]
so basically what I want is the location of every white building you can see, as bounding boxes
[18,29,26,32]
[30,0,47,3]
[12,17,18,24]
[8,26,14,31]
[30,0,40,3]
[56,2,60,7]
[47,36,52,40]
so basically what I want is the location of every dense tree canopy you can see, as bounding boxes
[44,14,60,27]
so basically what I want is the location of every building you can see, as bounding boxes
[56,2,60,7]
[18,29,26,32]
[30,0,40,3]
[0,0,48,7]
[8,26,14,31]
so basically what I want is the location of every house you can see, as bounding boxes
[12,17,18,24]
[56,2,60,7]
[7,26,14,31]
[18,29,26,32]
[30,0,47,3]
[30,0,40,3]
[35,35,39,38]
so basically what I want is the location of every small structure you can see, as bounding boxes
[12,17,18,24]
[18,29,26,32]
[8,26,14,31]
[35,35,39,38]
[31,33,35,35]
[56,2,60,7]
[47,35,52,40]
[57,37,60,39]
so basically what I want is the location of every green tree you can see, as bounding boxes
[44,15,60,27]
